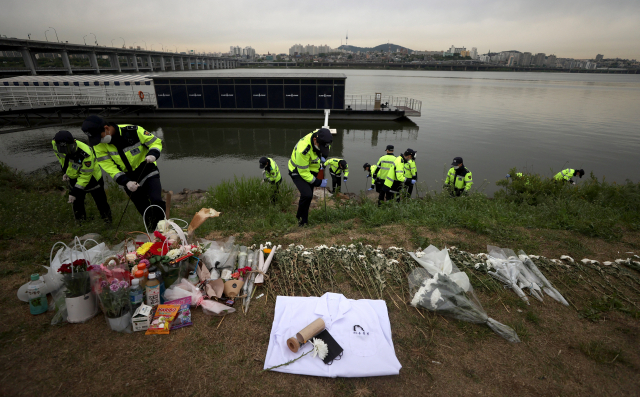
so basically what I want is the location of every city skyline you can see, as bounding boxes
[1,0,639,59]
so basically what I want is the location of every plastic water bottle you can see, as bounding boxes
[129,278,143,312]
[145,273,161,307]
[27,274,48,315]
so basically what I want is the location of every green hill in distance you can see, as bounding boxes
[337,43,413,53]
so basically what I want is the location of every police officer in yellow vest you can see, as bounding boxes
[445,157,473,197]
[259,157,282,203]
[324,158,349,194]
[363,163,377,191]
[383,151,413,203]
[81,115,166,230]
[288,128,332,227]
[374,145,397,205]
[52,130,112,223]
[554,168,584,185]
[403,148,418,198]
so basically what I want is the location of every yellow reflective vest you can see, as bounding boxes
[93,124,162,185]
[288,131,323,184]
[404,159,417,179]
[324,158,350,178]
[263,158,282,183]
[368,164,378,188]
[374,154,396,182]
[445,167,473,192]
[554,169,575,182]
[52,140,102,194]
[384,156,407,188]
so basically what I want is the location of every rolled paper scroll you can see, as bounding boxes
[287,318,326,353]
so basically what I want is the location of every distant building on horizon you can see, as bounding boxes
[520,52,532,66]
[546,54,557,67]
[533,53,546,67]
[596,54,604,62]
[470,47,478,60]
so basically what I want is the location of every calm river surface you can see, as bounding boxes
[2,69,639,195]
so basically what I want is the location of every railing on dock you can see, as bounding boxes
[0,86,156,111]
[344,95,422,116]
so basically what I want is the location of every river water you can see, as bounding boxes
[2,69,639,195]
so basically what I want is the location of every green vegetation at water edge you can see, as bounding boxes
[1,162,639,255]
[193,171,640,243]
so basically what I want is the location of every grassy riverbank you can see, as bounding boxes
[1,162,639,395]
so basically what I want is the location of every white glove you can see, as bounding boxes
[62,174,70,182]
[68,195,76,203]
[145,155,156,163]
[126,181,139,192]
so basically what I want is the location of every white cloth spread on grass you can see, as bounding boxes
[263,292,402,377]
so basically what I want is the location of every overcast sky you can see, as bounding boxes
[2,0,638,59]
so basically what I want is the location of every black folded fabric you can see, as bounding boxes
[315,329,344,365]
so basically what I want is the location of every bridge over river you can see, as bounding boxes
[0,38,238,77]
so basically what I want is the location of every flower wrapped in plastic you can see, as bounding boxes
[90,257,133,332]
[409,258,520,343]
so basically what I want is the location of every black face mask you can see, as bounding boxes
[56,141,77,155]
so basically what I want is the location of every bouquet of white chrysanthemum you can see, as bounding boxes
[518,250,568,306]
[409,268,520,343]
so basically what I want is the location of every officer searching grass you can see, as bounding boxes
[287,128,333,227]
[81,115,166,230]
[52,130,112,224]
[259,156,282,203]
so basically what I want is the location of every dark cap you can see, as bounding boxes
[363,162,370,170]
[338,160,347,169]
[53,130,77,154]
[577,169,585,178]
[451,157,463,166]
[385,145,394,151]
[54,130,74,143]
[81,115,107,146]
[259,157,268,169]
[315,128,333,158]
[404,148,416,156]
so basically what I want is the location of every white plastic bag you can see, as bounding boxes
[409,245,470,292]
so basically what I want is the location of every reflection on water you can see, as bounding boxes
[1,69,639,195]
[152,119,418,191]
[159,120,418,160]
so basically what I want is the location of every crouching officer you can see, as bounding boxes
[52,130,112,223]
[445,157,473,197]
[554,168,584,185]
[324,158,349,194]
[81,115,166,230]
[363,163,377,191]
[288,128,332,227]
[403,148,418,198]
[259,157,282,203]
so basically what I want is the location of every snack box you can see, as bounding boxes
[165,297,193,330]
[131,304,154,332]
[145,304,181,335]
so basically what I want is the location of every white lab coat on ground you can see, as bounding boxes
[263,292,402,377]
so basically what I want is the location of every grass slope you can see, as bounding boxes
[1,163,639,396]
